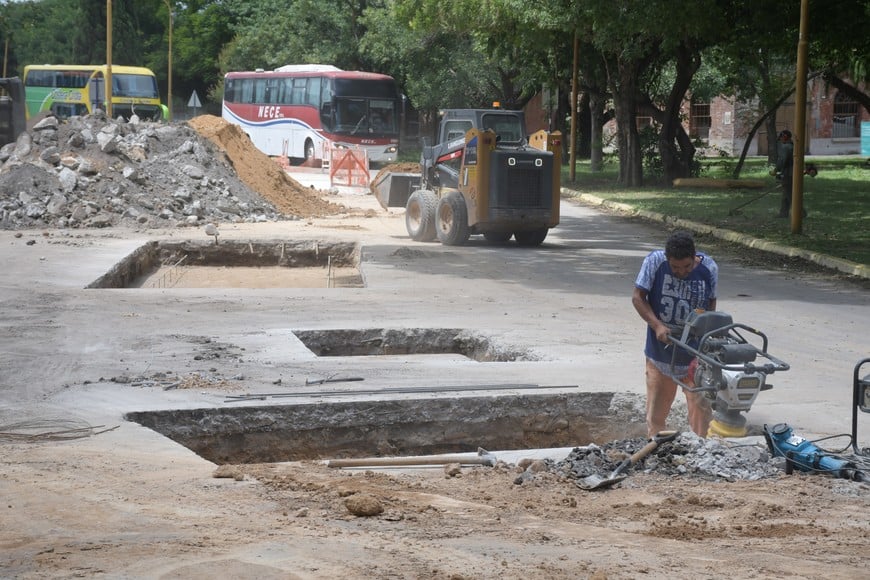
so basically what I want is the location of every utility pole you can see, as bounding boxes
[106,0,113,118]
[164,0,173,121]
[791,0,809,234]
[569,32,579,183]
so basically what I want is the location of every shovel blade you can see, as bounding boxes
[576,473,628,491]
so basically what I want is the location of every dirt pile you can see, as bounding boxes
[0,112,345,231]
[187,115,344,218]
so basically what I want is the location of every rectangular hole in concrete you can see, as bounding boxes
[86,239,362,289]
[125,392,644,464]
[293,328,537,362]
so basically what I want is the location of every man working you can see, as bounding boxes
[632,231,718,437]
[775,129,794,218]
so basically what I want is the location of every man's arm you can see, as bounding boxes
[632,287,671,343]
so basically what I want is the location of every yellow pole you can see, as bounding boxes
[165,0,173,121]
[570,32,579,183]
[791,0,809,234]
[106,0,113,118]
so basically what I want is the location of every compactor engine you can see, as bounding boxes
[669,311,790,437]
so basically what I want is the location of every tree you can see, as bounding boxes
[809,0,870,112]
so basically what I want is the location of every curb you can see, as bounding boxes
[565,189,870,281]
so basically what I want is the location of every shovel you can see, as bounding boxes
[576,430,680,491]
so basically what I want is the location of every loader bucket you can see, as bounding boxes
[373,171,420,209]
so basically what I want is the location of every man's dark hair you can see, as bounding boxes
[665,231,696,260]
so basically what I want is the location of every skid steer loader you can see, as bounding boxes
[373,109,562,246]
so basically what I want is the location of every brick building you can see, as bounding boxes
[528,77,869,158]
[692,78,869,156]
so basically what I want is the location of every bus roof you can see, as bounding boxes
[274,64,341,73]
[23,64,157,76]
[225,67,394,82]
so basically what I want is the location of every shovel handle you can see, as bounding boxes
[612,430,679,476]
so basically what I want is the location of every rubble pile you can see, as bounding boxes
[0,112,292,230]
[553,432,783,484]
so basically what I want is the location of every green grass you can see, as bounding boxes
[561,156,870,266]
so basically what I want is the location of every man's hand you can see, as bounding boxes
[653,322,671,344]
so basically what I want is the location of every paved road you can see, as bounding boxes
[0,196,868,443]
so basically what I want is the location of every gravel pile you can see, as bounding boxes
[552,432,783,484]
[0,112,287,230]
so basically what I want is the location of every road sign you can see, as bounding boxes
[187,90,202,108]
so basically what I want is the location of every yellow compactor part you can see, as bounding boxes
[708,419,748,438]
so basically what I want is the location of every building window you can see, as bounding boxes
[636,116,653,129]
[832,91,859,138]
[690,101,711,139]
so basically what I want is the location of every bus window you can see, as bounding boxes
[257,79,270,103]
[240,79,254,103]
[291,78,306,105]
[264,78,279,103]
[305,77,321,106]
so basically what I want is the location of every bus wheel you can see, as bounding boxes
[304,140,316,164]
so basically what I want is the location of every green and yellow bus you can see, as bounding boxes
[23,64,168,121]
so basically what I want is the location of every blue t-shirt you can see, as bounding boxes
[635,250,718,371]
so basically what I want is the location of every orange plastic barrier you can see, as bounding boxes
[329,148,370,187]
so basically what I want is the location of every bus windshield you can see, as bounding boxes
[113,74,159,99]
[327,77,399,137]
[334,97,397,136]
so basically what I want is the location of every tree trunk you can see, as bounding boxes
[612,61,642,186]
[573,92,589,159]
[766,115,779,165]
[589,91,604,172]
[659,43,700,184]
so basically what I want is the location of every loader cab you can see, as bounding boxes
[437,108,527,147]
[443,119,473,143]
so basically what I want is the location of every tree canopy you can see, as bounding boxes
[1,0,867,185]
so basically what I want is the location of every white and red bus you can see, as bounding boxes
[221,64,400,165]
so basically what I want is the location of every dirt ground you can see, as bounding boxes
[3,421,868,579]
[1,115,869,579]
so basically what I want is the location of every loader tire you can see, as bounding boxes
[436,191,470,246]
[514,228,548,247]
[405,190,437,242]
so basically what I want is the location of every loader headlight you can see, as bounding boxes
[535,158,543,167]
[385,146,397,153]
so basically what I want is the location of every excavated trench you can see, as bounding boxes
[125,392,646,465]
[294,328,535,361]
[103,240,647,465]
[87,239,362,289]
